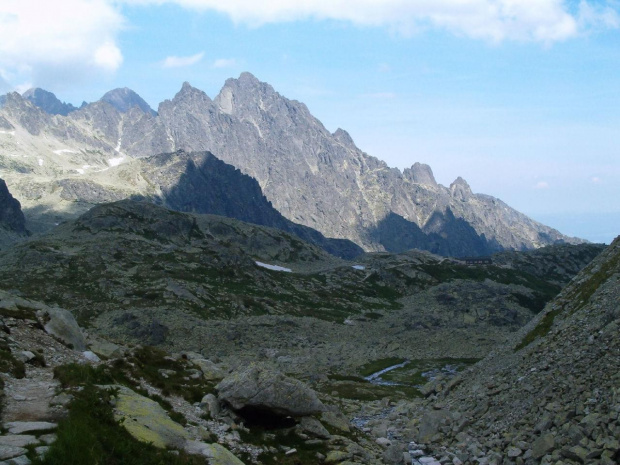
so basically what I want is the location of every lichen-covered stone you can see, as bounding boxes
[105,385,190,449]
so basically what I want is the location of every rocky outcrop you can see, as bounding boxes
[37,307,87,351]
[22,88,77,116]
[216,366,326,417]
[106,385,191,448]
[100,88,157,116]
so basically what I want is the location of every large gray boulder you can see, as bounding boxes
[216,366,326,417]
[37,307,86,351]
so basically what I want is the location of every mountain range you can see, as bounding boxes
[0,73,582,257]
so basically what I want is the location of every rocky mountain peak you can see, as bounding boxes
[450,176,473,201]
[166,82,213,108]
[100,87,156,116]
[0,92,49,135]
[332,128,358,150]
[404,162,438,187]
[238,71,262,86]
[215,72,280,117]
[22,88,77,116]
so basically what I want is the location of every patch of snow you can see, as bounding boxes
[352,265,365,270]
[255,261,292,273]
[0,130,15,136]
[107,156,125,167]
[115,137,122,152]
[75,169,85,174]
[38,159,43,166]
[52,149,77,155]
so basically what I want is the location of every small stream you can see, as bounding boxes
[363,360,410,386]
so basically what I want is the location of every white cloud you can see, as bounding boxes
[578,0,620,30]
[534,181,550,189]
[122,0,619,42]
[591,176,602,183]
[162,52,205,68]
[94,42,124,71]
[0,0,617,92]
[212,58,237,69]
[0,0,124,89]
[14,82,33,94]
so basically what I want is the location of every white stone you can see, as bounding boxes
[82,351,101,362]
[4,422,57,435]
[0,445,28,460]
[0,436,37,448]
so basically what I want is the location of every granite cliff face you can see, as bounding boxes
[0,74,582,256]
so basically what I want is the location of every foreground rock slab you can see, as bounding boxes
[105,385,190,449]
[3,422,57,435]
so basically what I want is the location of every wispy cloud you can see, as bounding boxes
[534,181,550,190]
[591,176,602,183]
[161,52,205,68]
[123,0,620,42]
[212,58,237,69]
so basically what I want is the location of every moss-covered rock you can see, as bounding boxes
[105,385,190,449]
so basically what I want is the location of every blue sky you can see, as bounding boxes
[0,0,618,243]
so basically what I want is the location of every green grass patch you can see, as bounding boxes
[0,305,37,320]
[32,384,203,465]
[322,379,422,402]
[327,374,368,383]
[515,307,561,352]
[54,363,122,387]
[0,339,26,379]
[128,346,216,404]
[379,358,480,385]
[563,250,619,313]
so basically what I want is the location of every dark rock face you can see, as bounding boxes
[22,88,77,116]
[373,210,497,258]
[142,150,363,259]
[100,88,157,116]
[0,179,27,235]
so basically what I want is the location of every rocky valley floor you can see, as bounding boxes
[0,201,614,465]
